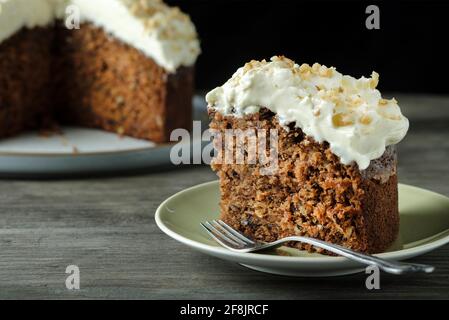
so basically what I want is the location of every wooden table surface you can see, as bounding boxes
[0,94,448,300]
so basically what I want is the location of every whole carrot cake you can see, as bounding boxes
[206,56,409,254]
[0,0,200,142]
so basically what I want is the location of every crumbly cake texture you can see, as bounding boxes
[0,24,194,142]
[54,24,193,142]
[0,0,199,142]
[0,27,53,137]
[209,109,399,254]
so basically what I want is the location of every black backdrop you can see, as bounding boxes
[166,0,449,94]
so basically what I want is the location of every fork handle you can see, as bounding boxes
[271,236,434,274]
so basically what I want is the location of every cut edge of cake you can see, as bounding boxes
[0,0,200,142]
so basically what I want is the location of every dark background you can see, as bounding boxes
[167,0,449,94]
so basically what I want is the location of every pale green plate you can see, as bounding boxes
[155,181,449,277]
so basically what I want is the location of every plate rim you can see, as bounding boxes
[0,141,175,157]
[155,180,449,264]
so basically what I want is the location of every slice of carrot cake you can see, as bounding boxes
[206,56,409,254]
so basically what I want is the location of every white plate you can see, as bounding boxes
[0,126,180,177]
[155,181,449,277]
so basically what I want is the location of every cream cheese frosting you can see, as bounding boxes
[206,56,409,170]
[0,0,200,72]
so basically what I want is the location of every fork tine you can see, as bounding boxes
[201,222,241,248]
[216,220,255,244]
[210,220,248,246]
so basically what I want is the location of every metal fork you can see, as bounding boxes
[201,219,435,275]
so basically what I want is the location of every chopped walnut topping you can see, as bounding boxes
[370,71,379,89]
[243,60,266,73]
[319,67,333,78]
[123,0,197,42]
[349,96,363,107]
[271,55,295,68]
[332,113,354,127]
[359,115,373,125]
[311,63,321,73]
[299,70,312,80]
[219,56,404,126]
[299,63,311,73]
[117,127,125,136]
[384,114,403,121]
